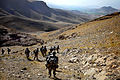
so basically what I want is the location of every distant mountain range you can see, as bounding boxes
[0,0,95,32]
[0,0,119,32]
[84,6,119,15]
[0,0,93,23]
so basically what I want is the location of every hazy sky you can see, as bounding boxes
[40,0,120,9]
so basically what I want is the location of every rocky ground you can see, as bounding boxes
[0,12,120,80]
[0,40,120,80]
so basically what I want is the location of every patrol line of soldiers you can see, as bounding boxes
[25,45,60,60]
[25,45,59,78]
[1,48,11,55]
[1,45,59,78]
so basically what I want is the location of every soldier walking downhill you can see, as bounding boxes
[25,48,30,60]
[46,51,58,78]
[1,49,5,55]
[43,46,47,57]
[33,48,39,60]
[40,46,44,57]
[7,48,11,54]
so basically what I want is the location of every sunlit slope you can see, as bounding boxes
[40,12,120,55]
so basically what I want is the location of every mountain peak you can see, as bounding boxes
[101,6,117,10]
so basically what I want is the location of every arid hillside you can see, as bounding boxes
[39,12,120,54]
[0,12,120,80]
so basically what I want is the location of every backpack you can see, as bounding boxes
[34,49,39,54]
[46,55,58,68]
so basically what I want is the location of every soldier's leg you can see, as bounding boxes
[53,68,56,77]
[37,55,39,60]
[57,49,58,53]
[44,52,46,56]
[27,54,30,60]
[41,52,44,57]
[48,69,51,78]
[34,56,36,60]
[2,52,3,55]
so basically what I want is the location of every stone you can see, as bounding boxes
[64,66,68,69]
[69,57,79,63]
[27,75,31,78]
[38,73,42,76]
[84,68,97,76]
[20,70,24,72]
[62,49,70,55]
[94,71,106,80]
[22,67,27,70]
[16,74,21,78]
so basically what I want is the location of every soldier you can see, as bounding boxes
[40,46,44,57]
[46,52,58,78]
[25,48,30,60]
[1,49,5,55]
[43,46,47,56]
[33,48,39,60]
[50,46,54,53]
[56,45,60,53]
[53,46,56,52]
[7,48,11,54]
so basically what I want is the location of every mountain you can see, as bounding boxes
[86,6,119,15]
[0,0,96,32]
[70,10,100,19]
[0,0,92,24]
[0,8,59,32]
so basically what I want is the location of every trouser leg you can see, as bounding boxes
[48,69,51,77]
[34,56,36,60]
[37,55,39,60]
[53,68,56,77]
[26,54,29,60]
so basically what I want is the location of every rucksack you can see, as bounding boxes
[46,55,58,67]
[33,49,38,54]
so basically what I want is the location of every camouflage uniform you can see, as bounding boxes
[25,48,30,60]
[1,49,5,55]
[7,48,11,54]
[46,52,58,78]
[33,48,39,60]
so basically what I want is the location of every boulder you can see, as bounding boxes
[69,57,79,63]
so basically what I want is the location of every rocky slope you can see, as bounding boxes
[0,12,120,80]
[0,25,44,47]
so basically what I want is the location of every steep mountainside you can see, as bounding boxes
[0,0,92,24]
[0,14,58,32]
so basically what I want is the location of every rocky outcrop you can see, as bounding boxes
[61,48,120,80]
[0,26,44,47]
